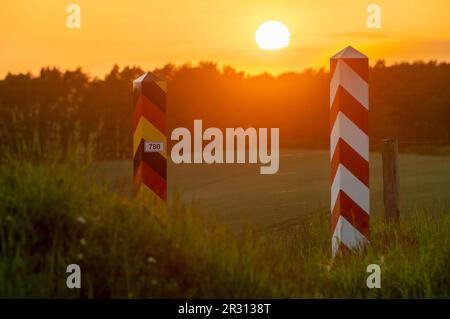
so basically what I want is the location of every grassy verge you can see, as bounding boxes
[0,155,449,298]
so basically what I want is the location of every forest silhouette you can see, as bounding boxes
[0,61,449,160]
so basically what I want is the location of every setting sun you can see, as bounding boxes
[255,20,290,51]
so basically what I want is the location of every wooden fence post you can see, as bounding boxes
[381,139,400,223]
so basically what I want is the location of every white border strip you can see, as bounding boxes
[331,164,370,214]
[330,112,369,161]
[330,60,368,109]
[332,216,369,256]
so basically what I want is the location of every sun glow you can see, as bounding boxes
[255,21,290,51]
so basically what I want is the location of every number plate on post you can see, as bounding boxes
[144,141,165,153]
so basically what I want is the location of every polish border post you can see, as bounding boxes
[330,46,370,257]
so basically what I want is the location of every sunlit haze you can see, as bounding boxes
[1,0,450,76]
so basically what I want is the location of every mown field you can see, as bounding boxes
[1,148,450,298]
[95,149,450,231]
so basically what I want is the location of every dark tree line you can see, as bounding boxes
[0,61,449,160]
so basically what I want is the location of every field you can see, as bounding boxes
[95,149,450,231]
[1,148,450,298]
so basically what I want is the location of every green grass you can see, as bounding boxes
[1,153,450,298]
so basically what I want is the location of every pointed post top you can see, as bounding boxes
[133,72,164,84]
[331,46,368,60]
[133,72,166,92]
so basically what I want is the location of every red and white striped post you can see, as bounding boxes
[330,46,370,257]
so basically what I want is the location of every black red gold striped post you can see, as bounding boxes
[132,72,167,205]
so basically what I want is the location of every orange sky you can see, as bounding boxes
[0,0,449,77]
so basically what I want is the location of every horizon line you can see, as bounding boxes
[2,58,450,80]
